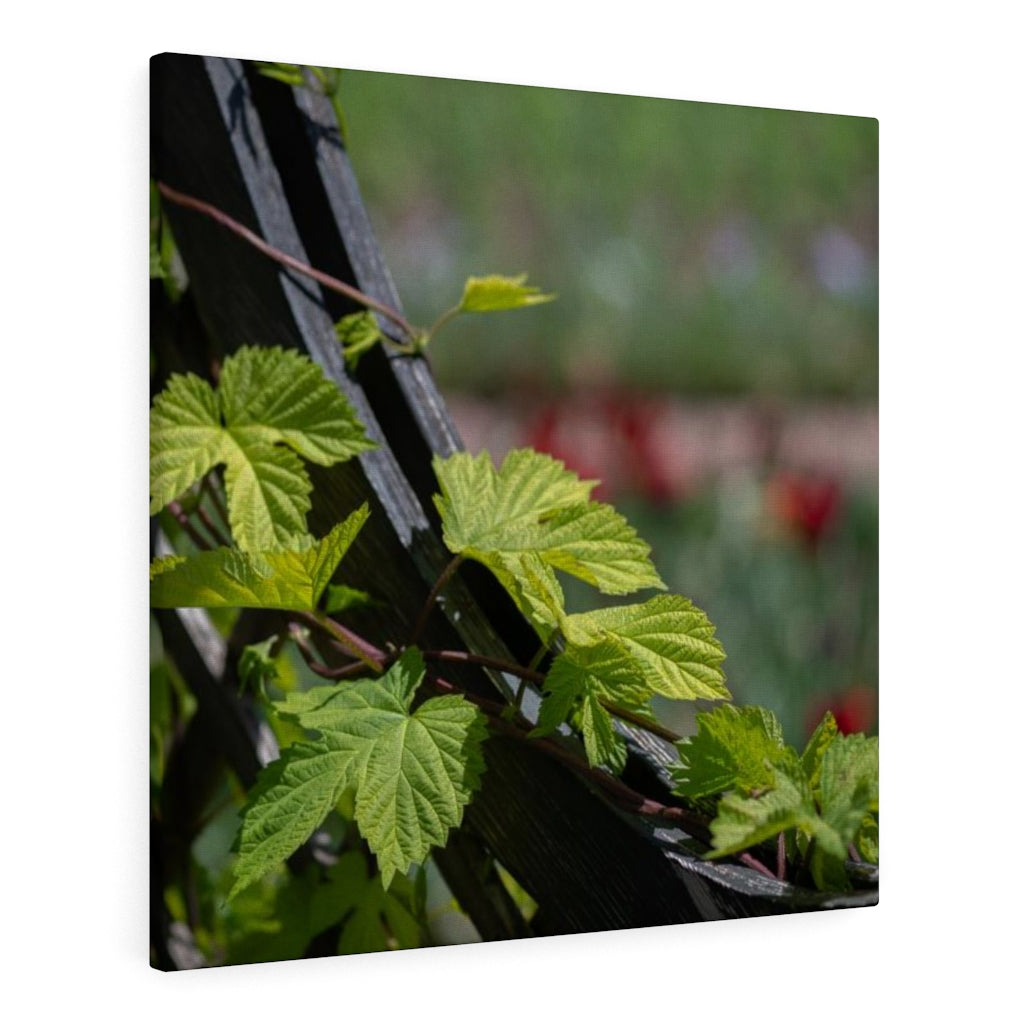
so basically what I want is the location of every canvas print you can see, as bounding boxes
[149,52,878,969]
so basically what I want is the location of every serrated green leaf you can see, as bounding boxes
[533,639,643,770]
[577,691,627,774]
[433,449,663,631]
[708,755,817,858]
[232,649,487,895]
[671,704,787,800]
[357,690,488,887]
[150,372,226,515]
[801,710,839,796]
[434,449,596,551]
[458,274,555,313]
[499,501,665,595]
[230,735,358,899]
[150,346,375,551]
[818,733,879,857]
[566,595,728,703]
[150,504,369,611]
[479,551,568,641]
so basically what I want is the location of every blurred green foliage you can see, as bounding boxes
[340,69,877,743]
[341,71,877,397]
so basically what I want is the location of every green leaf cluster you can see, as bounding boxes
[433,448,727,771]
[671,707,878,890]
[230,650,487,896]
[150,346,375,553]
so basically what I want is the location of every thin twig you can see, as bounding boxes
[410,554,464,645]
[778,832,787,881]
[156,181,417,339]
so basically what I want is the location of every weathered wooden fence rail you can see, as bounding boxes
[150,51,876,968]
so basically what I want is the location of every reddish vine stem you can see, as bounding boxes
[289,624,379,680]
[167,499,213,551]
[409,554,465,646]
[425,673,714,845]
[201,473,231,538]
[156,181,417,339]
[195,498,232,549]
[739,852,779,882]
[421,649,545,685]
[294,610,386,673]
[778,832,787,880]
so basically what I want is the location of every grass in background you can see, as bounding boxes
[338,68,877,740]
[341,70,877,398]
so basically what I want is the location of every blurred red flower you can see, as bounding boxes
[766,471,841,549]
[806,684,877,739]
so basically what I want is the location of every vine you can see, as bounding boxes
[151,328,877,900]
[151,55,878,908]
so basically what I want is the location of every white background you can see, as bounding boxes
[3,2,1019,1020]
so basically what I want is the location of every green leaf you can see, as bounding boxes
[231,650,487,895]
[671,704,787,800]
[238,638,281,697]
[533,639,643,771]
[690,714,879,891]
[801,710,839,796]
[566,595,728,703]
[433,449,664,633]
[500,501,665,595]
[856,812,879,864]
[477,551,568,641]
[150,504,369,612]
[229,737,358,901]
[150,346,375,551]
[434,449,596,552]
[252,61,306,86]
[335,311,384,368]
[576,691,627,774]
[817,733,879,856]
[457,274,555,313]
[707,755,818,858]
[322,583,377,615]
[150,554,186,580]
[149,372,225,517]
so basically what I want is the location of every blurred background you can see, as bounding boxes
[340,70,878,749]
